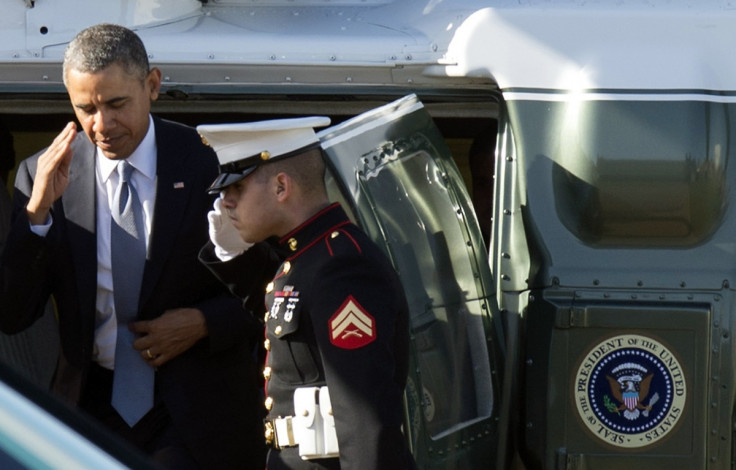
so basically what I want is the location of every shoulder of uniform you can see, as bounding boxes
[323,227,365,256]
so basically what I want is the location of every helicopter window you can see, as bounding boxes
[512,99,729,247]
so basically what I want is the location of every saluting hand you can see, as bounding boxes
[27,122,77,225]
[208,196,253,261]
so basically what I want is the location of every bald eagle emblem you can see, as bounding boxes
[605,363,659,420]
[574,335,687,448]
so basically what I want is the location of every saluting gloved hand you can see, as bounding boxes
[208,197,253,261]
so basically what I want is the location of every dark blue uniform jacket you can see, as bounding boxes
[201,203,416,470]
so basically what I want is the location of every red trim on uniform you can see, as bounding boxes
[263,326,269,400]
[324,228,361,257]
[287,220,351,260]
[339,229,361,253]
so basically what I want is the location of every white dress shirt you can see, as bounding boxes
[94,117,157,369]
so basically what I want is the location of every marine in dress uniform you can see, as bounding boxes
[197,118,416,470]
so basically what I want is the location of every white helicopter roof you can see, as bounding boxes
[1,0,735,100]
[442,0,736,96]
[0,0,477,89]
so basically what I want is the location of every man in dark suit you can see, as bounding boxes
[0,23,265,469]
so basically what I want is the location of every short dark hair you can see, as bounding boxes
[63,23,150,86]
[256,147,327,198]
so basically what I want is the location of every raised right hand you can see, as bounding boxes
[26,122,77,225]
[208,196,253,261]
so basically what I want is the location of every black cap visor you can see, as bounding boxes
[206,166,258,194]
[206,141,322,194]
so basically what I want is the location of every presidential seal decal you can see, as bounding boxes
[574,334,686,448]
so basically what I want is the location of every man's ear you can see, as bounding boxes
[147,68,162,101]
[274,172,290,201]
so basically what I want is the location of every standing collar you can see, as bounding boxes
[277,203,351,258]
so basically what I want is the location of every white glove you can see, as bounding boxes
[208,197,253,261]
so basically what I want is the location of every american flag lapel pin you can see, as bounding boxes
[173,182,185,189]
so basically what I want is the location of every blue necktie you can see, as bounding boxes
[110,160,153,427]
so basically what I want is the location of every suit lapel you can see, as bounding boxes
[63,136,97,291]
[61,135,98,351]
[62,136,97,236]
[139,119,193,307]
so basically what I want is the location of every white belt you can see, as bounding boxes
[270,416,297,448]
[266,386,339,460]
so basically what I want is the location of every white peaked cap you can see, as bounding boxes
[198,116,331,166]
[197,116,331,193]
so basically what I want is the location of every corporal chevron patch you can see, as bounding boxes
[329,296,376,349]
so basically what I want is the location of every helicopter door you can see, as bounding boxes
[318,94,508,470]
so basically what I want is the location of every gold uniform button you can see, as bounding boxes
[265,397,273,410]
[288,238,298,251]
[264,339,271,351]
[264,311,269,323]
[266,282,274,293]
[263,367,272,380]
[331,231,339,238]
[282,261,291,274]
[274,325,282,335]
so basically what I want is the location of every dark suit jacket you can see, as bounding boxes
[0,117,265,469]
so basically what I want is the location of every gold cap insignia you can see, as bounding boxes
[260,150,271,160]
